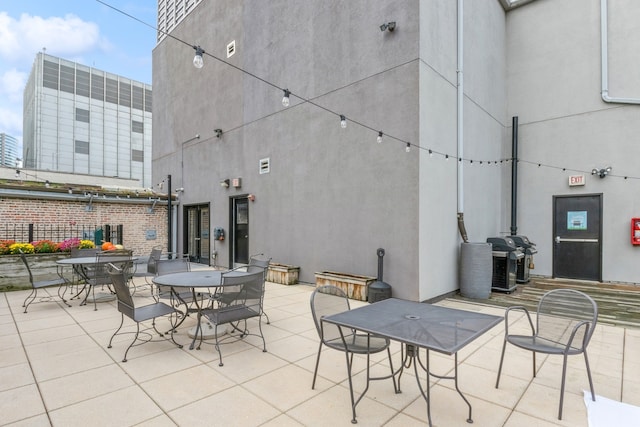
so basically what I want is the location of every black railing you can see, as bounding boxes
[0,223,123,245]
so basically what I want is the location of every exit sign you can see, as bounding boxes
[569,174,586,186]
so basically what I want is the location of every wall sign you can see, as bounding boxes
[569,174,585,186]
[567,211,587,230]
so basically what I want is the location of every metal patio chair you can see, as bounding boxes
[80,250,133,310]
[106,263,182,362]
[246,254,272,324]
[309,285,399,420]
[495,288,598,420]
[19,250,70,313]
[198,269,267,366]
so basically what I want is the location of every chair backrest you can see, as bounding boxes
[310,285,351,344]
[219,270,265,314]
[155,258,190,276]
[93,251,133,285]
[536,289,598,351]
[107,263,135,319]
[247,255,271,274]
[71,247,101,258]
[147,247,163,274]
[18,250,34,285]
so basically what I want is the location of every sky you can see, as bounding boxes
[0,0,157,149]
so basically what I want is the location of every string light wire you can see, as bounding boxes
[96,0,640,182]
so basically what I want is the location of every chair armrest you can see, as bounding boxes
[504,305,535,336]
[563,320,592,352]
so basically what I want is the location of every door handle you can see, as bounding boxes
[555,237,598,243]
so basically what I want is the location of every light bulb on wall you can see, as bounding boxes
[377,131,383,144]
[340,115,347,129]
[282,89,290,107]
[193,45,204,68]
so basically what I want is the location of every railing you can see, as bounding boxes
[0,223,123,244]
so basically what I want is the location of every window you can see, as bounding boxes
[132,86,144,110]
[76,70,90,97]
[119,81,131,107]
[75,140,89,155]
[132,149,144,162]
[76,108,90,123]
[59,65,75,94]
[144,89,152,112]
[91,73,104,101]
[132,120,144,133]
[105,78,118,104]
[43,60,59,90]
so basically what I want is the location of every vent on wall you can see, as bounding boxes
[227,40,235,58]
[259,158,270,174]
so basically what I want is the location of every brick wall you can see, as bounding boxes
[0,197,168,256]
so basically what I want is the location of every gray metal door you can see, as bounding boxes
[184,204,210,264]
[231,197,249,266]
[552,194,602,281]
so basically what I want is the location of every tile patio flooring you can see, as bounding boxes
[1,271,639,426]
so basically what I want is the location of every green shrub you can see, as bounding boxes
[32,240,59,253]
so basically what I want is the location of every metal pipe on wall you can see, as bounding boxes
[510,116,518,236]
[167,174,172,258]
[456,0,468,242]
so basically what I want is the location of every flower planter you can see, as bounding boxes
[266,263,300,285]
[314,271,376,302]
[0,253,70,291]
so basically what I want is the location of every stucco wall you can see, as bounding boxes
[506,0,640,284]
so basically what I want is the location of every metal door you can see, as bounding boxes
[184,204,210,264]
[553,194,602,281]
[231,197,249,266]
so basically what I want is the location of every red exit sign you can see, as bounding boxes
[569,174,586,186]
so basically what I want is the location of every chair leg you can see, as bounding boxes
[495,339,508,388]
[558,353,569,420]
[122,323,141,362]
[311,341,324,389]
[108,314,125,349]
[584,350,596,402]
[22,289,37,313]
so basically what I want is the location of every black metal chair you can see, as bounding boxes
[81,251,132,310]
[246,254,271,324]
[106,263,183,362]
[198,269,267,366]
[132,246,162,289]
[154,258,191,302]
[495,288,598,420]
[19,250,70,313]
[309,285,399,421]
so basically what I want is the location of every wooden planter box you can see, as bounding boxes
[0,253,70,290]
[315,271,376,302]
[266,263,300,285]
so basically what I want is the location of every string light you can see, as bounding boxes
[193,45,204,69]
[98,1,640,183]
[282,89,290,107]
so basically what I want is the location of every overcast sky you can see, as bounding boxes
[0,0,157,150]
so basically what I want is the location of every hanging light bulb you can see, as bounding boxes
[377,131,383,144]
[445,154,449,161]
[340,115,347,128]
[405,142,411,153]
[193,45,205,69]
[282,89,290,107]
[428,149,433,157]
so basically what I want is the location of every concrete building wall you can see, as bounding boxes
[507,0,640,284]
[153,0,511,300]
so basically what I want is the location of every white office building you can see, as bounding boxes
[0,133,19,167]
[23,52,152,188]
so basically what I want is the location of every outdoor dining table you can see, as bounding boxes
[56,255,138,305]
[322,297,502,426]
[152,269,250,349]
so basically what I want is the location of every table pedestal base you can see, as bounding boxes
[187,321,228,339]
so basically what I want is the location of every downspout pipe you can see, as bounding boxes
[510,116,518,236]
[456,0,468,242]
[167,174,172,259]
[601,0,640,105]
